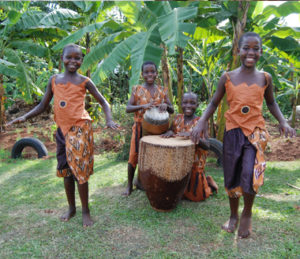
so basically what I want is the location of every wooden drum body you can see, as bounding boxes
[142,107,169,135]
[138,135,195,211]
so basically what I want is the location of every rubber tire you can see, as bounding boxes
[208,138,223,167]
[11,137,48,159]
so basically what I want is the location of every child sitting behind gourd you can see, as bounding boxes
[161,92,218,201]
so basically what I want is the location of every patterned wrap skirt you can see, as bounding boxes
[128,121,142,168]
[56,120,94,184]
[223,127,268,198]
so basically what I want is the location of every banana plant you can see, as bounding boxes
[79,1,198,96]
[188,1,299,141]
[0,1,84,131]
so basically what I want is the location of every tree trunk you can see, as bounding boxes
[161,45,173,103]
[85,33,93,111]
[176,47,184,113]
[291,70,299,128]
[216,1,250,141]
[0,74,5,132]
[86,33,91,78]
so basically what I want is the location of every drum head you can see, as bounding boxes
[143,107,169,125]
[141,135,194,147]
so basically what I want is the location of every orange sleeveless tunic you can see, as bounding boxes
[224,73,268,136]
[128,84,168,167]
[52,77,92,136]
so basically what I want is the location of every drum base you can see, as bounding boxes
[139,168,191,211]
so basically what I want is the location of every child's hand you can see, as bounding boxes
[279,121,296,137]
[105,120,120,130]
[158,103,168,112]
[161,130,175,138]
[143,101,154,110]
[5,116,26,127]
[176,132,190,139]
[191,120,209,144]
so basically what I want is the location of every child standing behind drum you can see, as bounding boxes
[162,92,218,201]
[191,32,295,238]
[123,61,174,196]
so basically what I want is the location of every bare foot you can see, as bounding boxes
[60,207,76,222]
[238,214,252,238]
[221,216,239,233]
[122,186,132,196]
[82,211,93,227]
[206,176,218,193]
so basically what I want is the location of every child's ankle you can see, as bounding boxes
[82,208,90,214]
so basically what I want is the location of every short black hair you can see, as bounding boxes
[238,32,262,48]
[62,44,82,56]
[141,61,157,72]
[183,92,198,101]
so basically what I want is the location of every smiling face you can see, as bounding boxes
[142,64,157,85]
[62,46,83,73]
[238,36,262,69]
[182,93,198,117]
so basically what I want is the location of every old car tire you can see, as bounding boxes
[11,137,48,159]
[208,138,223,167]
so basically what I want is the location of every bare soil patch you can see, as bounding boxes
[1,101,299,161]
[264,121,300,161]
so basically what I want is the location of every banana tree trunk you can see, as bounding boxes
[161,45,173,103]
[85,33,92,111]
[0,74,5,132]
[216,1,250,141]
[86,33,91,78]
[177,47,184,113]
[291,72,299,128]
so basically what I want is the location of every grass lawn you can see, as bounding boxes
[0,151,299,259]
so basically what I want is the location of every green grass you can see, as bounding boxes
[0,154,299,259]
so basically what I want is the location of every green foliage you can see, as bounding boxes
[113,102,132,161]
[1,0,299,120]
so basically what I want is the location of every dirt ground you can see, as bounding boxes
[1,100,299,161]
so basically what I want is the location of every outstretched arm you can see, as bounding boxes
[86,80,119,129]
[264,74,296,137]
[6,77,53,126]
[191,73,227,143]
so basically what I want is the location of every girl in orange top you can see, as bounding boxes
[191,32,295,238]
[162,92,218,202]
[123,61,174,196]
[8,44,119,227]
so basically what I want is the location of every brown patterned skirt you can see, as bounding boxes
[223,128,268,198]
[56,120,94,184]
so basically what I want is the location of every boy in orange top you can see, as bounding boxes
[123,61,174,196]
[191,32,296,238]
[7,44,119,227]
[162,92,218,201]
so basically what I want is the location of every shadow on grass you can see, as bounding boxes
[0,156,299,258]
[0,158,62,206]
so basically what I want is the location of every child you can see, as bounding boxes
[161,92,218,202]
[7,44,119,227]
[123,61,174,196]
[191,32,296,238]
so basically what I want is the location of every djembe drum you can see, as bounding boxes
[138,135,195,211]
[142,107,169,135]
